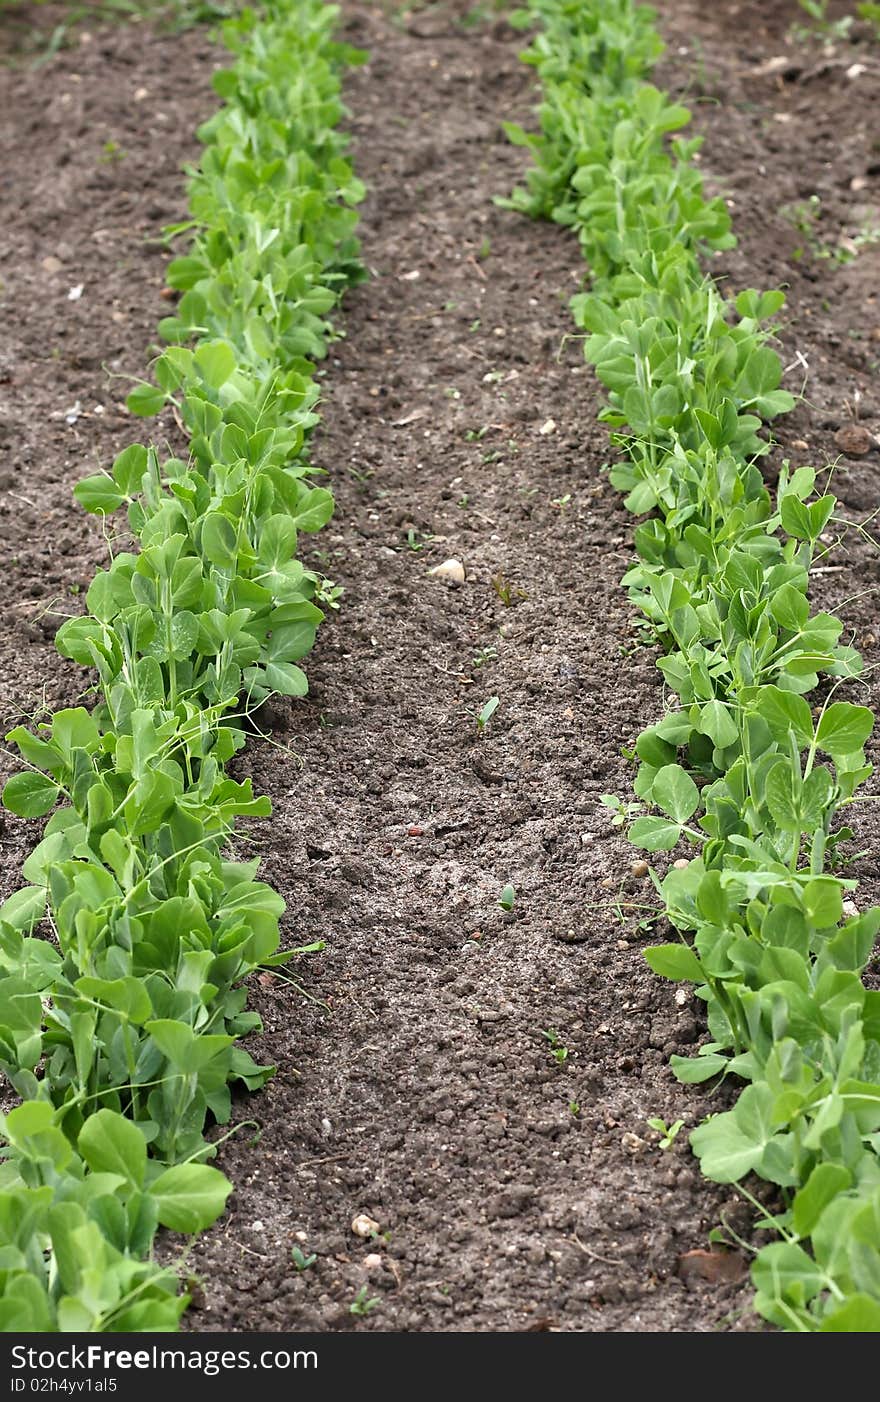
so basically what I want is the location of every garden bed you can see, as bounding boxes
[1,0,879,1333]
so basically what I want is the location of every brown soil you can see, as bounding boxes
[1,0,879,1334]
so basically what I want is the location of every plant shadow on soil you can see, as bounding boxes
[1,0,880,1333]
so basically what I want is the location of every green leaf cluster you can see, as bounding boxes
[0,1103,229,1331]
[510,0,880,1332]
[0,0,363,1332]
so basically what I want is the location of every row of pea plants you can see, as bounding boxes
[0,0,365,1331]
[504,0,880,1332]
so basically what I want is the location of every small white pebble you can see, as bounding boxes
[351,1213,380,1239]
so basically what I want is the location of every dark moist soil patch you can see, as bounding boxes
[0,0,878,1334]
[0,5,218,733]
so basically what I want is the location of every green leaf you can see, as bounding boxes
[150,1164,232,1234]
[2,772,60,819]
[126,383,166,417]
[260,661,309,697]
[690,1083,780,1182]
[0,886,46,932]
[816,702,873,757]
[801,876,843,928]
[643,943,703,982]
[74,975,151,1024]
[756,687,813,749]
[699,700,738,749]
[628,815,682,851]
[780,493,835,542]
[751,1240,824,1305]
[690,1112,764,1183]
[635,727,677,768]
[145,1019,233,1070]
[292,487,334,532]
[769,583,809,633]
[201,513,239,568]
[765,761,800,831]
[194,340,237,389]
[110,443,149,495]
[257,515,298,569]
[792,1163,852,1238]
[670,1052,728,1083]
[651,764,700,822]
[800,766,834,828]
[78,1110,146,1190]
[820,1294,880,1331]
[73,475,126,515]
[735,345,782,400]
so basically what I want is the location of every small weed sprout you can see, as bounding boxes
[350,1287,380,1317]
[647,1117,685,1150]
[542,1029,570,1064]
[476,696,500,732]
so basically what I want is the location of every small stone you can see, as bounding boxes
[851,176,869,192]
[407,825,424,837]
[252,1220,265,1232]
[842,900,859,918]
[134,86,149,101]
[351,1213,380,1240]
[846,62,867,79]
[673,858,689,870]
[580,832,595,846]
[41,255,63,274]
[363,1253,383,1271]
[539,418,556,435]
[630,860,649,877]
[621,1131,646,1156]
[834,424,875,457]
[428,557,466,585]
[294,1231,308,1242]
[791,438,809,451]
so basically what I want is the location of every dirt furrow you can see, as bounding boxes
[182,2,753,1334]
